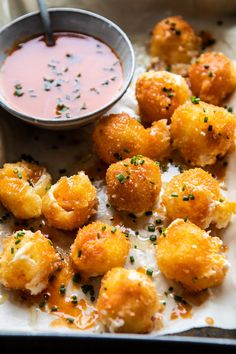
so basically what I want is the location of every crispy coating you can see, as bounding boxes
[42,172,98,230]
[106,156,161,214]
[170,101,236,166]
[0,161,51,219]
[0,230,59,295]
[150,16,201,64]
[93,113,149,164]
[157,219,228,292]
[145,120,172,160]
[71,221,130,277]
[162,168,236,229]
[93,113,171,164]
[189,52,236,106]
[97,268,160,333]
[135,71,190,123]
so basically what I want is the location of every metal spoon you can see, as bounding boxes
[37,0,55,46]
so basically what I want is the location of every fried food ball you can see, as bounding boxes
[145,119,172,160]
[106,156,161,214]
[157,219,228,292]
[71,221,130,277]
[170,101,236,166]
[97,268,160,333]
[0,161,51,219]
[135,71,190,123]
[0,230,59,295]
[188,52,236,106]
[162,168,236,229]
[150,16,201,64]
[93,113,171,164]
[93,113,149,165]
[42,172,98,230]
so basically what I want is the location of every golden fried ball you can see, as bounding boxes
[106,156,161,214]
[42,172,98,230]
[93,113,149,164]
[157,219,228,292]
[162,168,236,229]
[71,221,130,277]
[188,52,236,106]
[0,230,59,294]
[135,71,190,123]
[145,119,172,160]
[97,268,160,333]
[170,100,236,166]
[150,16,201,64]
[0,161,51,219]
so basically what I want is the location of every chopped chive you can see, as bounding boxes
[130,256,135,264]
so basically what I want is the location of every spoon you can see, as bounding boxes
[37,0,55,46]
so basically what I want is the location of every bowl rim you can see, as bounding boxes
[0,7,135,126]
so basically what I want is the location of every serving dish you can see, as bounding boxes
[0,8,135,129]
[1,0,236,352]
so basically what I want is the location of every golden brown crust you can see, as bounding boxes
[97,268,160,333]
[189,52,236,106]
[135,71,190,123]
[157,219,228,292]
[42,172,98,230]
[0,161,51,219]
[150,16,201,64]
[0,230,59,295]
[93,113,149,164]
[145,119,172,160]
[170,101,236,166]
[106,156,161,214]
[162,168,235,229]
[71,221,130,277]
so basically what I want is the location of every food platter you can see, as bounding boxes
[1,0,236,352]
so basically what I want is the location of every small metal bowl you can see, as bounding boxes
[0,8,135,130]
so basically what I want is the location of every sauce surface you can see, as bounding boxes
[0,32,123,119]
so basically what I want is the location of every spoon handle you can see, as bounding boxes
[37,0,55,46]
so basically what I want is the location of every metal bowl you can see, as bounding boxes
[0,8,135,130]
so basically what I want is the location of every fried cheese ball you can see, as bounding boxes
[0,230,59,295]
[0,161,51,219]
[135,71,190,123]
[145,119,172,160]
[189,52,236,106]
[106,156,161,214]
[162,168,236,229]
[71,221,130,277]
[42,172,98,230]
[170,101,236,166]
[157,219,228,292]
[97,268,160,333]
[150,16,202,64]
[92,113,149,164]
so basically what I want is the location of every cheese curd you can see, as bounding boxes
[170,101,236,166]
[97,268,160,333]
[93,113,171,164]
[150,16,201,64]
[0,230,59,295]
[162,168,236,229]
[106,156,161,214]
[157,219,228,292]
[188,52,236,106]
[93,113,149,165]
[145,119,172,160]
[0,161,51,219]
[135,71,190,123]
[71,221,130,277]
[42,172,98,230]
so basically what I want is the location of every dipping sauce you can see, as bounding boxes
[0,32,123,119]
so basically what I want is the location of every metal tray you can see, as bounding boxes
[1,0,236,351]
